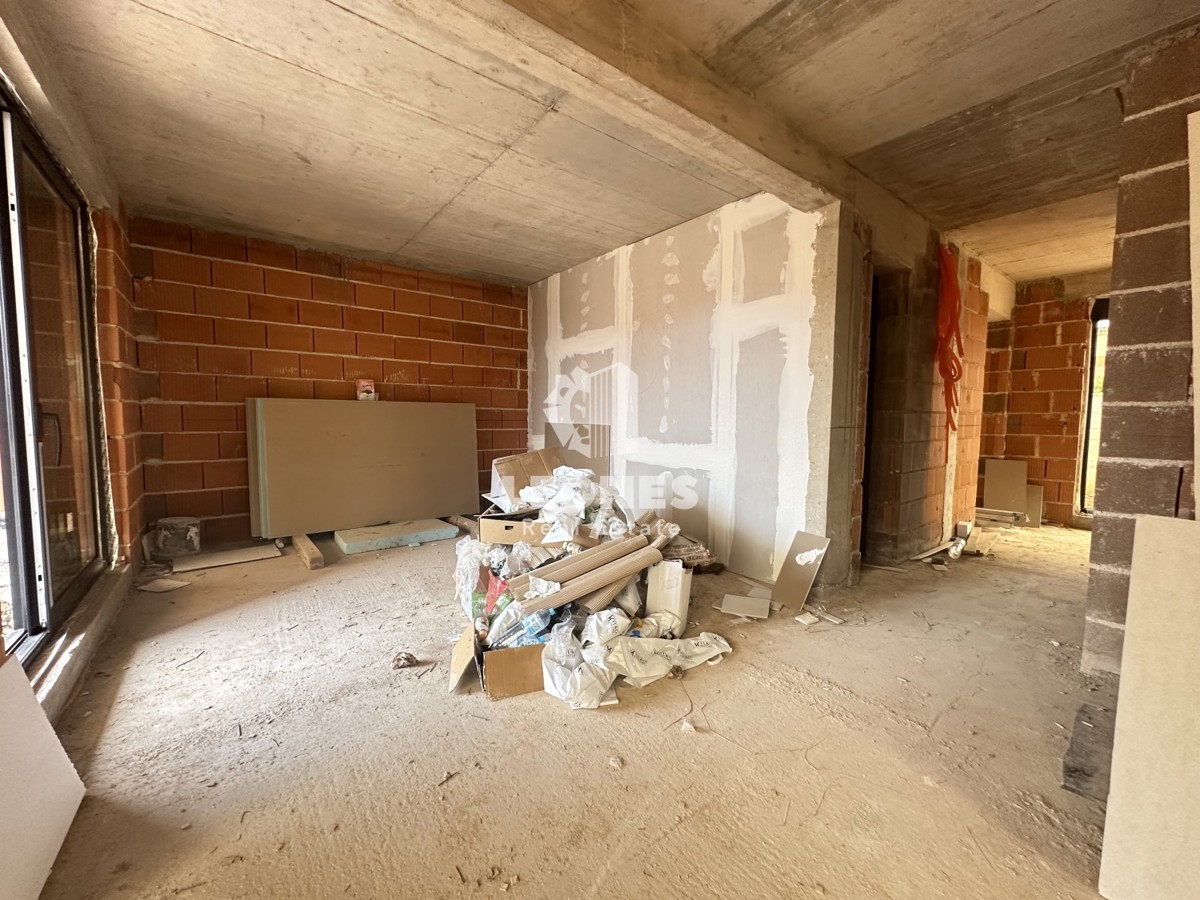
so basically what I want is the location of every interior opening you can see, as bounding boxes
[1079,297,1109,514]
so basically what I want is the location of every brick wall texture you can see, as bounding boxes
[97,216,528,548]
[979,279,1092,525]
[94,208,143,566]
[1083,26,1198,674]
[864,233,947,564]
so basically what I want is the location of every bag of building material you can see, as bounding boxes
[541,623,617,709]
[581,608,631,646]
[602,633,732,688]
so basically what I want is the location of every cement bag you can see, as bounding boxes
[581,609,631,646]
[602,632,732,688]
[541,623,617,709]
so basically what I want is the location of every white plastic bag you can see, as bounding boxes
[602,632,732,688]
[541,623,617,709]
[581,608,631,646]
[628,610,681,639]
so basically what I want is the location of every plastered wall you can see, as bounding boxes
[529,193,840,583]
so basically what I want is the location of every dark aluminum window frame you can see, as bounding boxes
[0,89,109,664]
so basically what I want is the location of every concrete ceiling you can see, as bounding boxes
[617,0,1200,281]
[24,0,1199,286]
[27,0,788,286]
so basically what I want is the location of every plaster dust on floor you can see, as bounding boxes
[44,527,1111,899]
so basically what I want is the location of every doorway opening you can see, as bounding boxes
[1079,298,1109,514]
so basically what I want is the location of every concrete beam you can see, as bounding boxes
[476,0,933,266]
[0,0,118,208]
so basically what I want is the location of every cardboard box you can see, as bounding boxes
[477,506,600,549]
[448,624,545,700]
[485,447,564,513]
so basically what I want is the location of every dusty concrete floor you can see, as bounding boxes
[45,525,1113,899]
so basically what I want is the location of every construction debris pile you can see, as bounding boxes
[449,448,731,707]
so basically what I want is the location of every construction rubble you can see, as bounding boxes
[448,449,732,707]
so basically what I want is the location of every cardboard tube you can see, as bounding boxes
[523,546,664,613]
[507,535,647,597]
[580,575,636,614]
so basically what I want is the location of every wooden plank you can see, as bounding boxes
[1099,516,1200,899]
[250,399,478,539]
[292,534,324,570]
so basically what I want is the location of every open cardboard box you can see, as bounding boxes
[477,506,600,549]
[448,624,544,700]
[483,447,564,513]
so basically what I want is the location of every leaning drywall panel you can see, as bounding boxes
[249,399,478,537]
[1098,515,1200,899]
[529,192,826,582]
[0,654,86,900]
[1189,112,1200,470]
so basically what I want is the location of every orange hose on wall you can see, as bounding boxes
[936,244,964,461]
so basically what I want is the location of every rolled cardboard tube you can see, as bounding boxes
[522,546,664,613]
[507,535,647,598]
[579,574,637,614]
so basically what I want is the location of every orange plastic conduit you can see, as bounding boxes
[936,243,964,461]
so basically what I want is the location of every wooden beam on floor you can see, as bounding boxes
[292,534,323,570]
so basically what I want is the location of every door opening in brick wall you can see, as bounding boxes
[1079,298,1109,514]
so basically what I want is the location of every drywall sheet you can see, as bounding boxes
[0,654,85,900]
[1189,112,1200,469]
[1099,515,1200,899]
[1022,485,1044,528]
[982,458,1027,514]
[622,460,712,545]
[629,213,717,445]
[559,252,616,338]
[771,531,831,607]
[737,214,789,304]
[544,423,611,476]
[248,399,478,538]
[528,193,826,583]
[729,329,785,577]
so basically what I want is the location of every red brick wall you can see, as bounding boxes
[979,280,1091,525]
[1084,26,1198,674]
[109,217,528,546]
[94,208,144,566]
[951,256,989,525]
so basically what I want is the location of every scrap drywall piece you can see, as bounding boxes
[172,544,281,573]
[717,593,771,619]
[544,422,611,477]
[248,398,478,538]
[136,578,189,593]
[292,534,324,570]
[646,559,693,626]
[982,458,1028,516]
[0,654,85,900]
[448,625,478,695]
[1022,485,1044,528]
[771,531,831,607]
[1099,516,1200,900]
[794,611,821,625]
[334,520,458,555]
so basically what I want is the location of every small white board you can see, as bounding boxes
[136,578,189,593]
[172,544,282,573]
[716,594,771,619]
